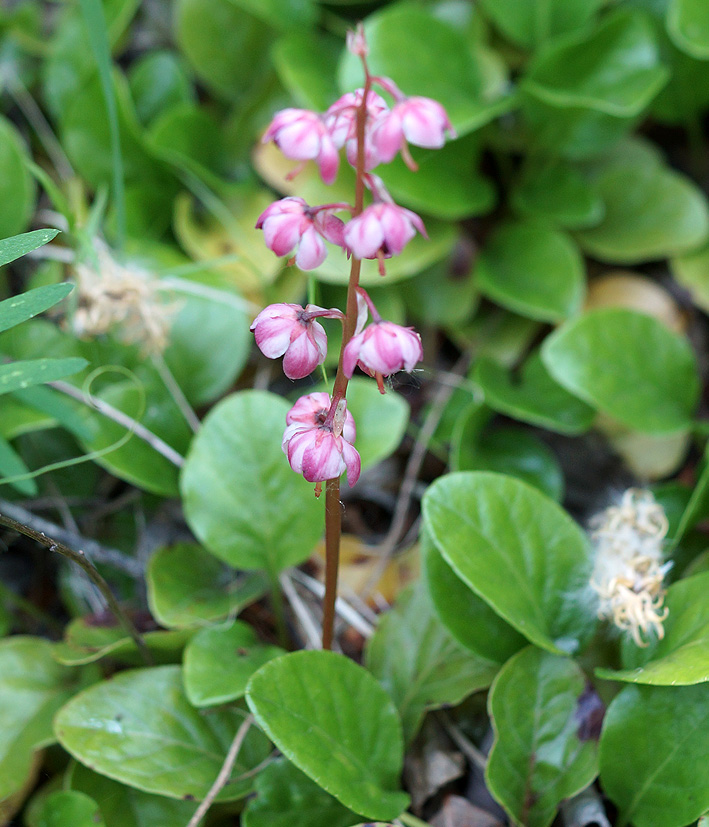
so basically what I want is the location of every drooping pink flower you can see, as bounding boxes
[284,392,356,444]
[372,96,454,164]
[344,202,426,272]
[283,396,360,487]
[262,108,340,184]
[343,320,423,384]
[324,89,389,150]
[250,303,342,380]
[256,197,346,271]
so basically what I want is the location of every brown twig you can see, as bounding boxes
[186,714,254,827]
[0,510,152,665]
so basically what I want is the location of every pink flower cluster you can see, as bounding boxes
[251,29,453,489]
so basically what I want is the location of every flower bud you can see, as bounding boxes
[250,303,340,380]
[256,197,345,271]
[262,108,340,184]
[284,392,356,444]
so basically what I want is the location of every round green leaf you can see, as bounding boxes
[575,156,709,263]
[423,530,527,664]
[366,581,499,741]
[487,647,599,827]
[668,0,709,59]
[524,10,669,116]
[422,472,596,655]
[37,791,105,827]
[54,665,271,801]
[272,31,341,111]
[597,572,709,685]
[0,637,78,800]
[479,0,604,49]
[0,116,35,238]
[246,651,409,821]
[337,4,514,138]
[600,683,709,827]
[475,221,585,322]
[542,309,700,434]
[147,543,268,629]
[671,239,709,314]
[69,763,198,827]
[183,621,284,707]
[243,758,358,827]
[453,423,564,502]
[127,50,194,126]
[180,391,323,572]
[473,352,596,435]
[511,160,604,229]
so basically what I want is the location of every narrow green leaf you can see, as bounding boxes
[542,309,700,434]
[181,391,323,572]
[486,647,599,827]
[12,384,91,441]
[0,229,60,268]
[475,221,585,322]
[0,431,37,495]
[0,637,78,800]
[0,283,73,334]
[600,683,709,827]
[596,572,709,685]
[54,666,271,801]
[183,621,284,707]
[147,543,268,629]
[366,582,498,741]
[0,358,87,396]
[243,758,359,827]
[422,472,596,655]
[246,651,409,820]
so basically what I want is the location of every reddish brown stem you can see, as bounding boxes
[321,57,372,650]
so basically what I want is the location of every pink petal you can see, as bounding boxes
[295,227,327,271]
[341,440,361,486]
[282,328,324,379]
[263,213,304,257]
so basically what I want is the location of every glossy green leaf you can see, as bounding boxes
[575,155,709,263]
[0,116,35,237]
[243,758,358,827]
[671,239,709,314]
[487,647,599,827]
[423,527,527,664]
[524,11,668,116]
[0,229,60,268]
[366,581,498,741]
[475,222,585,322]
[600,683,709,827]
[597,572,709,685]
[0,636,78,800]
[246,651,409,820]
[0,283,73,336]
[453,424,564,502]
[479,0,603,48]
[0,358,87,396]
[473,352,596,435]
[378,135,496,221]
[668,0,709,58]
[128,50,194,125]
[338,4,514,138]
[542,309,700,434]
[181,391,323,572]
[52,617,192,666]
[183,621,284,707]
[511,160,604,229]
[69,763,198,827]
[146,103,225,179]
[272,31,341,111]
[54,666,271,801]
[0,431,37,495]
[147,543,268,629]
[227,0,315,29]
[422,472,596,655]
[37,791,105,827]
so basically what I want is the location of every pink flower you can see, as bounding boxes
[324,89,389,149]
[344,203,426,271]
[343,320,423,382]
[262,108,339,184]
[372,97,454,164]
[250,303,342,380]
[284,392,356,444]
[283,396,361,487]
[256,197,345,271]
